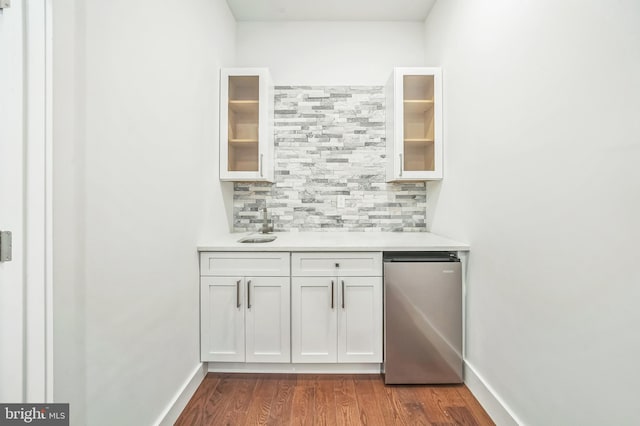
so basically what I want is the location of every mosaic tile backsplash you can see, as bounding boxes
[233,86,427,232]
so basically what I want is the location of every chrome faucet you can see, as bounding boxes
[260,207,273,234]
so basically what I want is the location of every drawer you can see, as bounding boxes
[291,252,382,277]
[200,252,290,276]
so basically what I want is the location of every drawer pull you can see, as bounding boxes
[342,280,345,309]
[236,280,241,308]
[247,279,252,309]
[331,280,334,309]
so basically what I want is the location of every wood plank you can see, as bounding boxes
[243,374,279,426]
[201,374,238,426]
[308,375,337,426]
[389,386,430,425]
[456,386,495,425]
[353,375,387,425]
[370,376,404,425]
[215,375,257,426]
[174,373,220,426]
[418,386,459,424]
[290,381,315,425]
[266,374,296,425]
[446,406,481,426]
[175,373,494,426]
[334,376,361,426]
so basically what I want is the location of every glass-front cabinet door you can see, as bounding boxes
[220,68,273,182]
[386,67,443,181]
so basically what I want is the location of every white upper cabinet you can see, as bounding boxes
[386,67,443,181]
[219,68,274,182]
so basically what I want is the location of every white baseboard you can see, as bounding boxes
[464,361,523,426]
[207,362,382,374]
[154,363,207,426]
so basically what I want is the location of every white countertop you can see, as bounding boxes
[198,232,469,252]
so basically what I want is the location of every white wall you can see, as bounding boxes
[52,0,235,424]
[236,21,425,85]
[424,1,640,424]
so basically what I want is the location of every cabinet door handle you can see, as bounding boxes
[341,280,345,309]
[260,154,264,177]
[236,279,241,308]
[247,279,252,309]
[331,280,334,309]
[399,153,403,177]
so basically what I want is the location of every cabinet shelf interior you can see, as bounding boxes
[403,75,434,101]
[403,74,435,172]
[228,142,259,172]
[228,75,260,172]
[229,138,259,143]
[229,100,259,114]
[229,76,259,101]
[403,100,434,114]
[404,138,434,143]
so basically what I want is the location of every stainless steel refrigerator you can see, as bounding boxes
[383,252,463,384]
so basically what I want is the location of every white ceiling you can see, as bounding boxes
[226,0,437,22]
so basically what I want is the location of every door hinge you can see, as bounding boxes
[0,231,12,262]
[0,0,11,10]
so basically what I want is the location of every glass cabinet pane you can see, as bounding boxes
[228,76,259,172]
[403,75,435,172]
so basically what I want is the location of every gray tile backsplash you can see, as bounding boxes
[233,86,426,232]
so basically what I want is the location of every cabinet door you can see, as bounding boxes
[201,276,245,362]
[387,67,443,181]
[337,276,383,363]
[291,277,337,363]
[220,68,273,182]
[245,276,290,363]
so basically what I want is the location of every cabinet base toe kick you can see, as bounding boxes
[206,362,383,375]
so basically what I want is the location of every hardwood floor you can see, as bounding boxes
[175,373,494,426]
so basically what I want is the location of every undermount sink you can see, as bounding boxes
[237,235,277,243]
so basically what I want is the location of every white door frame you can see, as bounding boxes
[0,0,26,403]
[1,0,52,403]
[10,0,53,402]
[28,0,53,402]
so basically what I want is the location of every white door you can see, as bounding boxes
[0,0,25,402]
[245,276,290,363]
[337,277,383,363]
[291,277,337,363]
[200,276,245,362]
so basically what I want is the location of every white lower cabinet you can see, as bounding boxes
[291,252,383,364]
[200,253,290,363]
[200,251,382,368]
